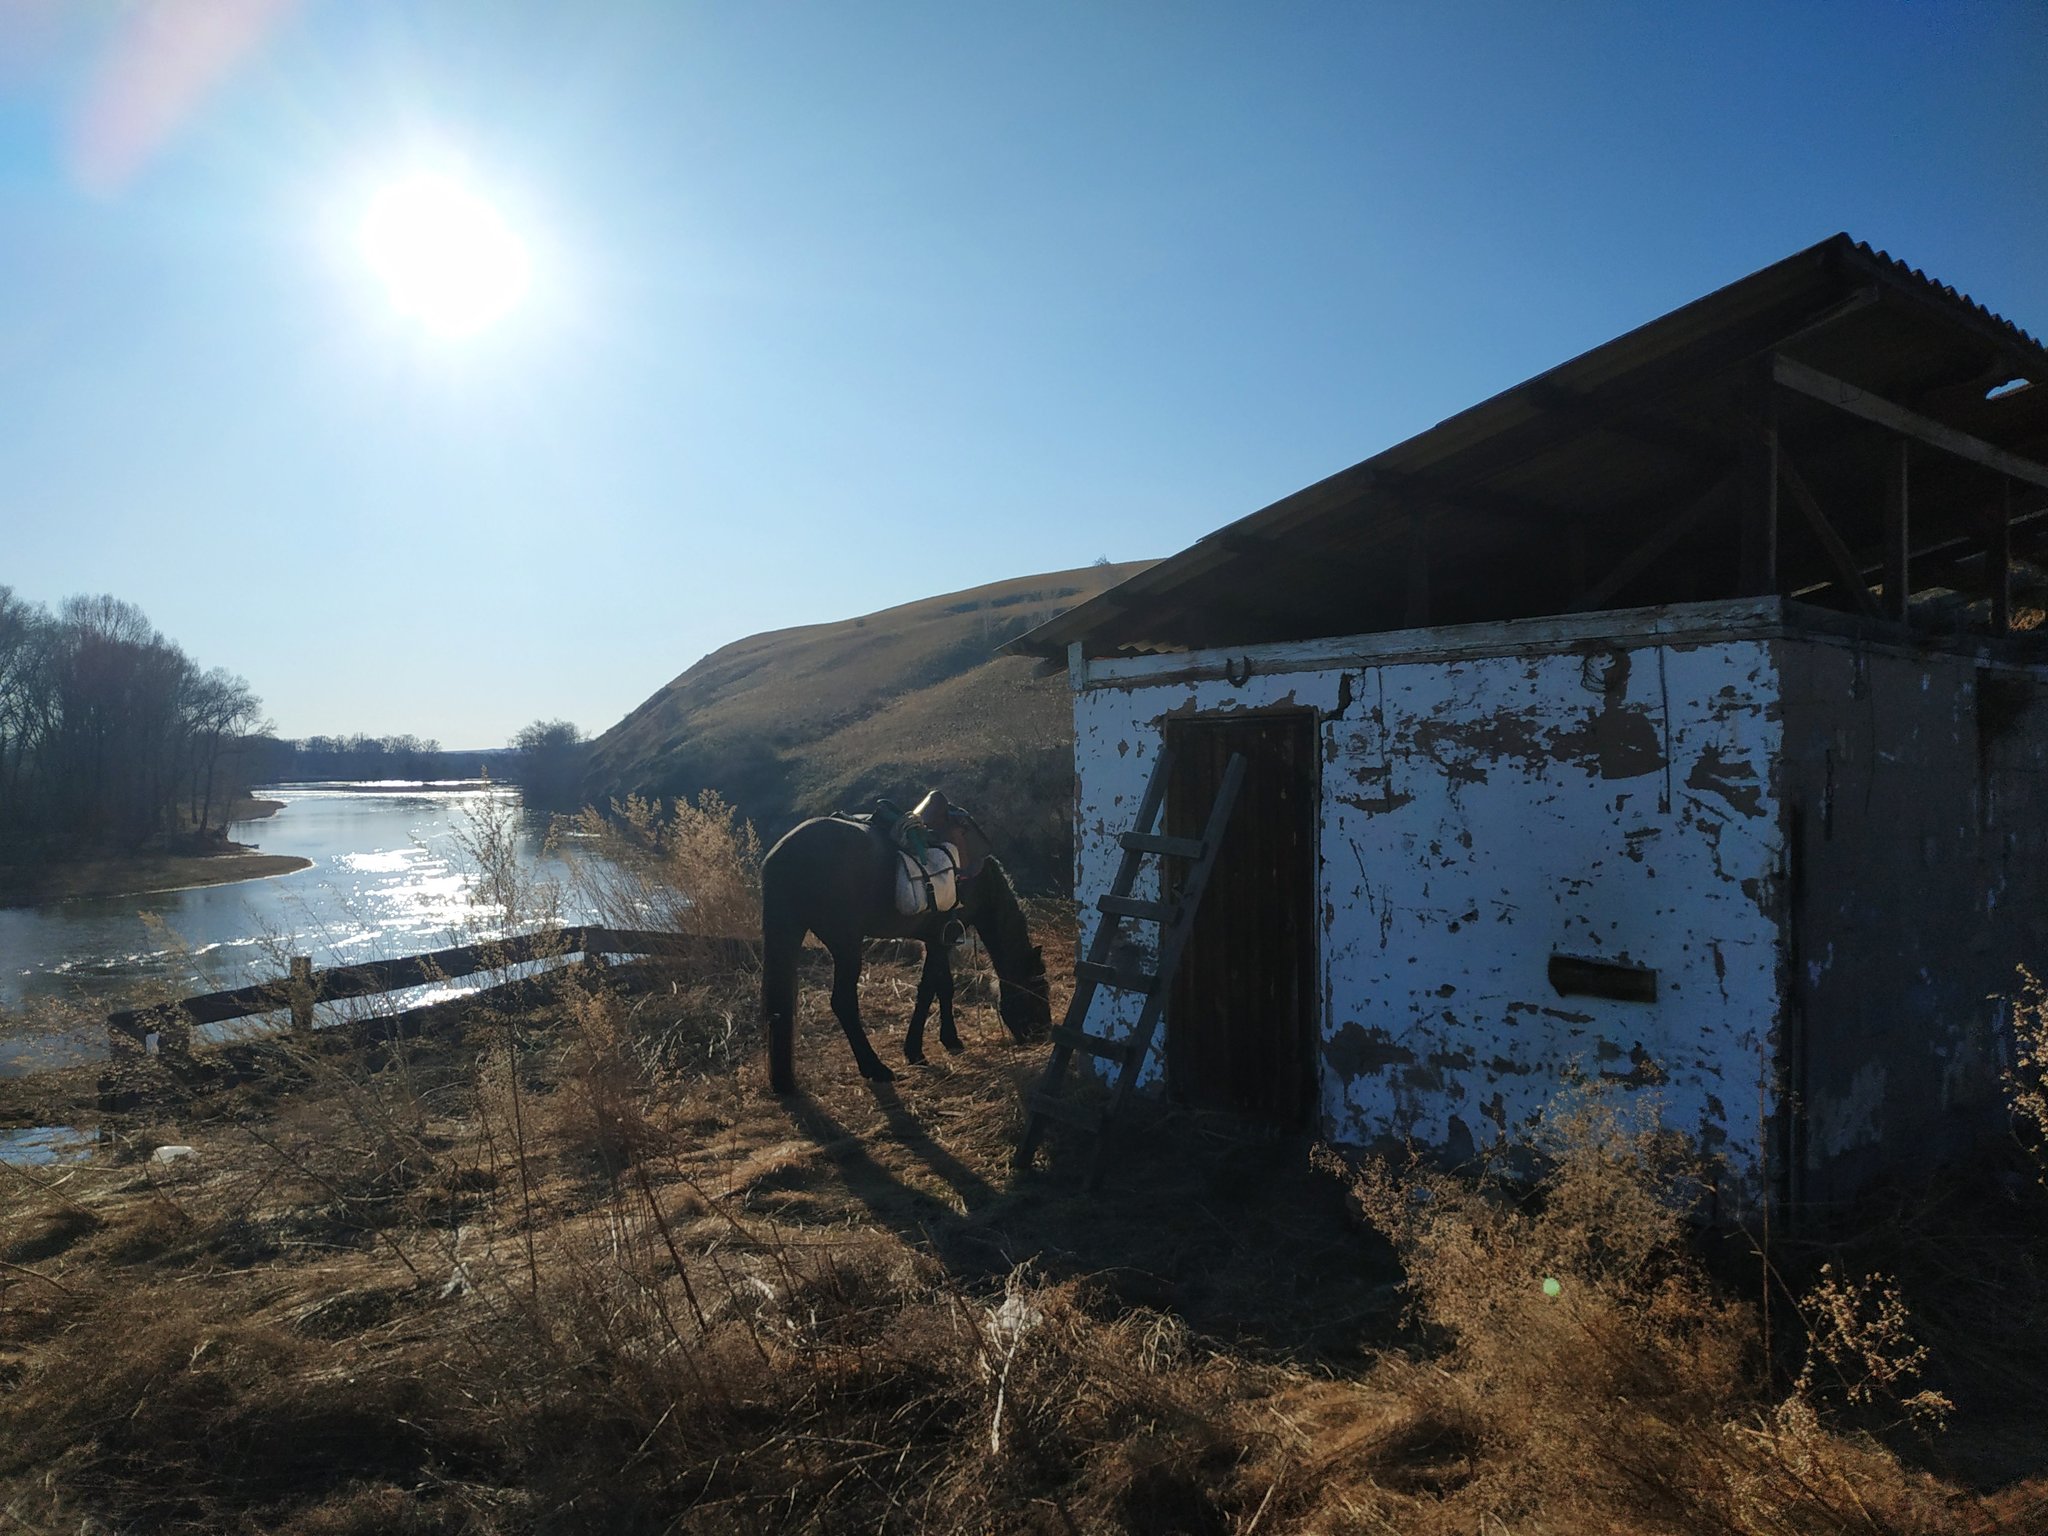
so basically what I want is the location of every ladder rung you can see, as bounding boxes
[1119,831,1205,860]
[1028,1092,1105,1131]
[1073,960,1159,995]
[1097,894,1176,923]
[1051,1025,1132,1063]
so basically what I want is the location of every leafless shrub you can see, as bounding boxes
[537,982,668,1178]
[1793,1262,1952,1431]
[453,780,564,935]
[554,790,761,940]
[2008,963,2048,1176]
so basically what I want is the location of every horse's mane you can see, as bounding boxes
[966,856,1037,972]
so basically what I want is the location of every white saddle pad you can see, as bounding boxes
[894,842,962,916]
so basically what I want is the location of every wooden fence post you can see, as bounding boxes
[289,955,314,1034]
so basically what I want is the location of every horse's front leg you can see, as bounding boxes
[933,941,962,1054]
[826,941,896,1082]
[905,945,936,1065]
[904,940,959,1064]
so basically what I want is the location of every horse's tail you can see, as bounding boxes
[761,881,804,1095]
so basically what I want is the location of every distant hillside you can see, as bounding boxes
[581,562,1153,891]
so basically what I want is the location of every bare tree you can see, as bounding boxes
[510,719,586,812]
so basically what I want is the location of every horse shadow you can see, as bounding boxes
[780,1074,1401,1358]
[779,1083,1015,1267]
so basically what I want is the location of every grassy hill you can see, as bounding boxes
[581,561,1153,889]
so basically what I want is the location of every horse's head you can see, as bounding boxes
[997,942,1051,1041]
[913,789,994,878]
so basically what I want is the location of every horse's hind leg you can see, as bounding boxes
[762,913,805,1095]
[826,940,896,1083]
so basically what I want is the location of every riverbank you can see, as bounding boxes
[0,797,301,908]
[0,848,311,908]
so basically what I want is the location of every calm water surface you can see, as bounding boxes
[0,783,590,1077]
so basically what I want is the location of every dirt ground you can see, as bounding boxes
[3,922,2045,1534]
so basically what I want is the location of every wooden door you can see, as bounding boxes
[1163,711,1319,1127]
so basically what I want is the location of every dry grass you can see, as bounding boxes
[552,790,764,945]
[4,927,2047,1533]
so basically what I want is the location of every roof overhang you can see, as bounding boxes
[1010,235,2048,661]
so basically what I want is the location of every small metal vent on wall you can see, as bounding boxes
[1549,953,1658,1003]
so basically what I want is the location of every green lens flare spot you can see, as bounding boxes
[1542,1276,1562,1299]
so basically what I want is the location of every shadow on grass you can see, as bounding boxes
[782,1077,1403,1360]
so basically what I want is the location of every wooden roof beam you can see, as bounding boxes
[1570,473,1735,613]
[1778,456,1884,621]
[1523,380,1733,473]
[1772,355,2048,492]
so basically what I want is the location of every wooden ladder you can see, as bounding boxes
[1014,746,1246,1187]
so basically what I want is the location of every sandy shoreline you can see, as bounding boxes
[0,849,314,909]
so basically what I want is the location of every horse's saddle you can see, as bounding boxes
[869,791,964,916]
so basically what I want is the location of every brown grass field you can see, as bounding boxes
[4,908,2048,1534]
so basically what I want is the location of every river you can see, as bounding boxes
[0,782,592,1084]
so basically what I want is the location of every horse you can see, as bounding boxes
[760,791,1051,1093]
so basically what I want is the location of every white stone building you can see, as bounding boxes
[1010,236,2048,1218]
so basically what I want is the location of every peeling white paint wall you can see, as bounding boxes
[1072,623,1785,1209]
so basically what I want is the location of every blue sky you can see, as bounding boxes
[3,2,2043,746]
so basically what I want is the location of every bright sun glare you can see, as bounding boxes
[358,173,530,337]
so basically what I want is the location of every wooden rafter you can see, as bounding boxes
[1883,440,1910,622]
[1571,473,1733,613]
[1778,458,1884,621]
[1738,370,1779,596]
[1403,507,1432,627]
[1995,479,2014,635]
[1523,381,1729,474]
[1772,355,2048,492]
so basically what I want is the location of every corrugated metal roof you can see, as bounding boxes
[1011,234,2048,659]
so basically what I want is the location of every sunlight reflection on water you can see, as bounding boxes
[0,782,591,1076]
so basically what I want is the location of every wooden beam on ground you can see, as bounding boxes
[1772,354,2048,493]
[1994,479,2014,635]
[1778,457,1884,621]
[1884,439,1910,622]
[1572,473,1732,612]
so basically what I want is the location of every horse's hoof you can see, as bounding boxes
[903,1047,926,1066]
[860,1058,898,1083]
[939,1034,963,1055]
[769,1075,797,1096]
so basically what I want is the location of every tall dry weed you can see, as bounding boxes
[2008,963,2048,1176]
[554,791,760,940]
[1322,1085,1956,1535]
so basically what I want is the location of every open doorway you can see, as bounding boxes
[1163,710,1319,1128]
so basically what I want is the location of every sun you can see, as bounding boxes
[358,173,530,337]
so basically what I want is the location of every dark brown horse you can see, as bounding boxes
[761,795,1050,1092]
